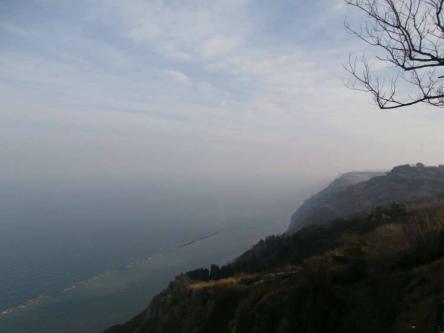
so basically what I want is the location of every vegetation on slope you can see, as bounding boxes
[106,202,444,333]
[288,164,444,233]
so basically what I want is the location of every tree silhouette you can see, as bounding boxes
[345,0,444,109]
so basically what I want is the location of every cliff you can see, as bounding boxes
[105,164,444,333]
[288,164,444,233]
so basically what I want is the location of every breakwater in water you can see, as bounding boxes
[0,231,220,319]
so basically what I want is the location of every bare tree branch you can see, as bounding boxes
[345,0,444,109]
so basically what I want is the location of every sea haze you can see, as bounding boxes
[0,182,315,333]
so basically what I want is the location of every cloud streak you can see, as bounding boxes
[0,0,444,196]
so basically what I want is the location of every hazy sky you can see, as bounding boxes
[1,0,444,200]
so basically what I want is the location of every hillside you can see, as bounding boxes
[288,164,444,233]
[104,164,444,333]
[105,202,444,333]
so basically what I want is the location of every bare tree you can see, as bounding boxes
[345,0,444,109]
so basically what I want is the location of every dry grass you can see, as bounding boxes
[187,268,302,290]
[187,274,258,290]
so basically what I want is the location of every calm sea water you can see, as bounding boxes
[0,187,298,333]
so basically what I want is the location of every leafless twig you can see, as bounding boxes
[345,0,444,109]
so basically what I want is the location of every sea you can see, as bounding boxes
[0,185,307,333]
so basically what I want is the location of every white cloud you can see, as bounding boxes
[163,69,191,85]
[88,0,251,62]
[200,35,240,59]
[86,0,350,118]
[2,0,444,192]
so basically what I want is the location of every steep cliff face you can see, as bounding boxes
[287,164,444,233]
[106,202,444,333]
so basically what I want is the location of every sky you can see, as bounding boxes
[1,0,444,220]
